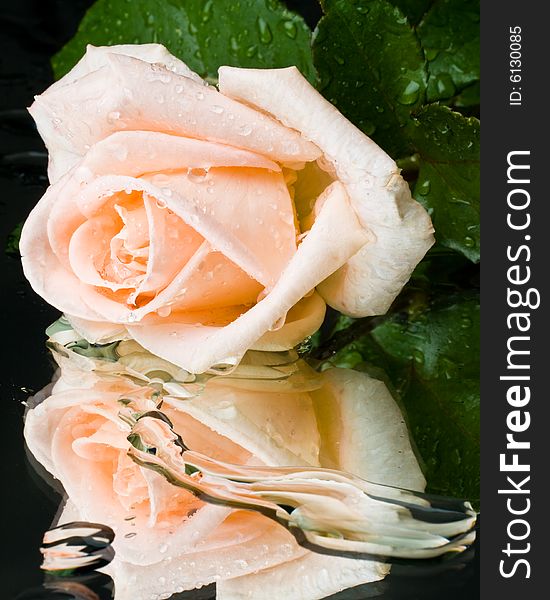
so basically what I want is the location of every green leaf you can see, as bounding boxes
[412,105,480,262]
[52,0,315,83]
[454,81,480,109]
[417,0,480,102]
[327,293,480,502]
[313,0,427,158]
[5,221,23,257]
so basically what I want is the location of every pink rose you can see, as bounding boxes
[25,368,424,600]
[21,44,433,373]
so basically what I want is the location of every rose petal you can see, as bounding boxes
[68,214,128,291]
[163,382,321,467]
[49,43,205,92]
[251,292,326,352]
[77,175,270,291]
[161,250,262,314]
[29,51,321,182]
[143,166,297,288]
[83,130,282,177]
[135,196,195,297]
[127,181,367,372]
[25,388,242,566]
[19,177,105,321]
[218,369,423,599]
[63,315,127,344]
[34,42,207,183]
[218,66,434,317]
[313,369,426,491]
[28,366,424,599]
[101,514,299,599]
[217,552,388,600]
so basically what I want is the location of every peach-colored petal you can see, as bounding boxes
[25,388,236,566]
[134,196,190,298]
[163,250,262,313]
[46,178,87,269]
[82,130,282,178]
[76,175,270,290]
[252,292,326,352]
[218,66,434,317]
[49,43,205,93]
[29,51,321,182]
[101,513,300,600]
[163,383,321,467]
[68,213,127,290]
[143,166,297,288]
[27,363,426,599]
[127,181,368,372]
[19,178,105,321]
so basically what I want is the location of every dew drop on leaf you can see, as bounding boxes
[417,179,431,195]
[230,36,240,52]
[434,73,456,99]
[246,44,258,57]
[202,0,214,23]
[257,17,273,44]
[397,80,421,105]
[283,20,297,39]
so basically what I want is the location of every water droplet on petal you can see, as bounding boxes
[112,144,128,161]
[238,124,253,136]
[187,167,208,183]
[157,305,172,317]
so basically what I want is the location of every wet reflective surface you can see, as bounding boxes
[0,1,479,598]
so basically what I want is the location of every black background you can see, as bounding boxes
[0,1,479,598]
